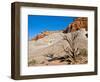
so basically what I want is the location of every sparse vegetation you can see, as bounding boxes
[80,48,87,56]
[28,29,88,66]
[28,59,37,66]
[28,17,88,66]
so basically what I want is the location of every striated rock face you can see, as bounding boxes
[63,17,88,33]
[31,31,63,41]
[31,31,50,41]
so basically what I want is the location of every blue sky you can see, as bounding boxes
[28,15,77,40]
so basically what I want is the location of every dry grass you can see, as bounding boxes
[28,59,37,66]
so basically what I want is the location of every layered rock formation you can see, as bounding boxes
[63,17,88,33]
[31,31,50,41]
[31,31,63,41]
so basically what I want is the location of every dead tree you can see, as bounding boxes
[63,32,80,63]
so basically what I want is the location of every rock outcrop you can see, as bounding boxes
[28,28,88,66]
[63,17,88,33]
[31,31,51,41]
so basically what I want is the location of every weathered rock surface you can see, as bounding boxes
[28,28,88,66]
[63,17,88,33]
[31,31,62,41]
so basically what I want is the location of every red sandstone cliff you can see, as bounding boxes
[63,17,88,33]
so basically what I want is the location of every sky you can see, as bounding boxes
[28,15,77,40]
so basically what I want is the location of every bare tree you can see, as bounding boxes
[62,32,80,64]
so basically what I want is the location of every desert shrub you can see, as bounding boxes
[80,48,87,56]
[28,59,37,65]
